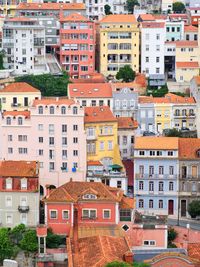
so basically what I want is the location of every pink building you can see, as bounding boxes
[0,98,86,193]
[59,13,95,78]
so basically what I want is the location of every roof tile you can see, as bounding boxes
[134,137,179,150]
[0,160,38,177]
[0,82,40,93]
[84,106,117,123]
[100,14,136,23]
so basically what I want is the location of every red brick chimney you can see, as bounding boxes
[124,251,133,264]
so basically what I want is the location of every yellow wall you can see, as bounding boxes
[2,0,32,16]
[0,91,41,111]
[154,104,172,132]
[176,67,200,83]
[100,22,140,77]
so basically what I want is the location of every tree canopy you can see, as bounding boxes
[126,0,140,13]
[15,72,69,97]
[188,200,200,218]
[19,229,38,253]
[116,65,136,82]
[104,4,112,15]
[172,2,185,13]
[0,228,15,265]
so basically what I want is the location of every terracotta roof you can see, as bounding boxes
[100,14,136,23]
[68,83,112,98]
[0,160,38,177]
[176,61,199,68]
[188,243,200,262]
[194,76,200,85]
[169,14,189,18]
[175,41,198,47]
[0,82,40,93]
[17,3,85,10]
[134,137,179,150]
[44,181,119,203]
[7,17,36,22]
[74,235,131,267]
[117,117,138,129]
[153,14,167,20]
[142,22,165,28]
[184,25,198,32]
[113,74,146,91]
[165,93,195,103]
[179,138,200,159]
[78,225,124,239]
[3,111,30,118]
[138,93,195,104]
[60,13,90,22]
[32,98,75,106]
[138,14,155,21]
[84,106,117,123]
[120,196,134,209]
[87,161,103,166]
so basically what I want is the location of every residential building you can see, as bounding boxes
[141,22,165,76]
[84,106,123,169]
[112,84,139,118]
[184,25,198,41]
[168,14,190,25]
[137,97,155,133]
[0,0,32,16]
[134,137,179,216]
[161,0,173,13]
[0,98,86,191]
[3,17,47,75]
[59,13,95,78]
[178,138,200,218]
[0,82,41,111]
[189,7,200,26]
[99,15,139,78]
[0,160,39,227]
[190,76,200,137]
[139,0,162,13]
[117,117,138,159]
[43,180,134,235]
[68,83,113,110]
[165,20,184,42]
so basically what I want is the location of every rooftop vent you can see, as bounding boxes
[73,88,78,91]
[94,88,99,91]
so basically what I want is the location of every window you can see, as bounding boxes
[62,210,69,219]
[150,151,155,156]
[73,107,78,114]
[83,194,97,199]
[169,166,174,175]
[156,45,160,51]
[159,166,164,175]
[18,117,23,125]
[123,136,127,145]
[139,199,144,208]
[49,106,55,114]
[139,165,144,176]
[38,106,43,114]
[5,196,12,207]
[18,148,28,154]
[21,178,27,190]
[73,125,78,131]
[39,137,43,143]
[145,33,149,40]
[108,141,113,150]
[149,199,153,208]
[146,57,149,63]
[103,210,111,219]
[38,124,43,131]
[62,124,67,133]
[156,68,160,74]
[49,162,55,171]
[50,210,57,219]
[100,141,104,150]
[6,214,13,224]
[149,166,154,175]
[73,137,78,143]
[18,135,27,142]
[61,106,66,114]
[49,124,54,135]
[169,182,174,191]
[139,181,144,190]
[6,178,12,190]
[8,148,13,154]
[144,240,156,246]
[38,149,43,156]
[8,135,12,142]
[49,149,55,160]
[139,151,145,156]
[156,57,160,63]
[149,181,154,192]
[157,151,162,156]
[159,200,163,209]
[49,137,54,146]
[159,181,164,192]
[168,151,173,156]
[62,150,67,159]
[156,34,160,40]
[146,45,149,51]
[62,137,67,146]
[82,100,86,106]
[73,150,78,156]
[82,209,96,219]
[117,181,122,188]
[6,117,11,125]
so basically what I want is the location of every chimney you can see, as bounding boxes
[70,177,73,182]
[124,251,134,264]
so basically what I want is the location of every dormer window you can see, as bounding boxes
[18,117,23,125]
[21,178,27,190]
[83,194,97,199]
[38,106,43,114]
[50,106,55,114]
[6,178,12,190]
[6,117,11,125]
[73,106,78,115]
[61,106,66,114]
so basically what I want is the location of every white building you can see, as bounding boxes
[161,0,173,13]
[2,17,47,75]
[141,22,166,77]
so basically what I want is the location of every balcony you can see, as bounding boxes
[135,173,177,180]
[180,175,200,180]
[174,113,195,118]
[18,205,29,213]
[11,103,21,107]
[86,135,96,141]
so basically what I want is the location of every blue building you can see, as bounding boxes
[165,20,184,42]
[134,137,179,216]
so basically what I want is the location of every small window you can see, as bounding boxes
[139,199,144,208]
[18,117,23,125]
[6,117,11,125]
[61,106,66,114]
[49,106,55,114]
[73,106,78,114]
[83,194,97,199]
[50,210,57,219]
[103,210,110,219]
[62,210,69,220]
[6,178,12,190]
[38,106,43,114]
[21,178,27,190]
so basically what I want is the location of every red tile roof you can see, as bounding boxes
[117,117,138,129]
[87,161,103,166]
[139,93,195,104]
[184,25,198,32]
[176,61,199,68]
[3,111,30,118]
[100,14,136,23]
[113,74,147,91]
[0,82,40,93]
[32,98,75,106]
[68,83,112,98]
[179,138,200,159]
[188,243,200,262]
[60,13,89,22]
[120,196,134,209]
[17,3,85,10]
[84,106,117,123]
[142,22,165,28]
[138,14,155,21]
[175,41,198,47]
[0,160,38,177]
[165,93,195,103]
[135,137,179,150]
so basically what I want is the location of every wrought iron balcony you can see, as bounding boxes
[18,205,29,213]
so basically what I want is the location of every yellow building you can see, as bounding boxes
[99,14,140,78]
[1,0,32,16]
[84,106,123,168]
[0,82,41,111]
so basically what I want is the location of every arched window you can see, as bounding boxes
[175,109,180,116]
[182,109,187,116]
[139,199,144,208]
[6,117,11,125]
[38,106,43,114]
[189,109,194,116]
[73,106,78,114]
[50,106,55,114]
[18,117,23,125]
[61,106,66,114]
[149,199,154,209]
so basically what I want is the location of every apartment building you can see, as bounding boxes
[3,17,47,75]
[0,98,86,191]
[184,25,198,41]
[165,20,184,42]
[0,160,39,228]
[0,0,32,16]
[134,137,179,216]
[189,7,200,26]
[190,76,200,138]
[59,13,95,78]
[100,15,139,77]
[0,82,41,111]
[141,22,165,76]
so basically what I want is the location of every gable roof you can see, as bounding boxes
[44,181,119,203]
[142,22,165,28]
[134,137,179,150]
[138,14,155,21]
[184,25,198,32]
[117,117,138,129]
[84,106,117,123]
[17,2,85,10]
[138,93,195,104]
[179,138,200,160]
[60,13,90,22]
[0,82,40,93]
[0,161,38,177]
[100,14,136,24]
[68,83,112,98]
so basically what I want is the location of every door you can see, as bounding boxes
[181,200,187,217]
[168,200,174,215]
[182,120,186,128]
[157,123,162,133]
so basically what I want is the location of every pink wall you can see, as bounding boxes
[173,226,200,250]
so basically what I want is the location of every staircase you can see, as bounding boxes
[46,54,62,75]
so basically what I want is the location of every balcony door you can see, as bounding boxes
[168,200,174,215]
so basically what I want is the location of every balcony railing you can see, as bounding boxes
[86,135,96,140]
[18,205,29,213]
[11,103,21,107]
[87,170,126,177]
[180,175,200,180]
[135,173,177,179]
[174,114,195,118]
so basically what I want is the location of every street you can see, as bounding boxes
[168,218,200,231]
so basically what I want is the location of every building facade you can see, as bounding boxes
[0,160,39,228]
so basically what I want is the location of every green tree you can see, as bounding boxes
[133,263,150,267]
[10,224,26,245]
[172,2,185,13]
[15,71,69,97]
[126,0,139,13]
[20,229,38,253]
[104,4,112,15]
[116,65,136,82]
[165,128,182,137]
[105,261,131,267]
[188,200,200,218]
[168,227,178,246]
[0,228,15,264]
[46,228,65,248]
[0,50,5,70]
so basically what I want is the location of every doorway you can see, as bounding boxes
[181,200,187,217]
[168,200,174,215]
